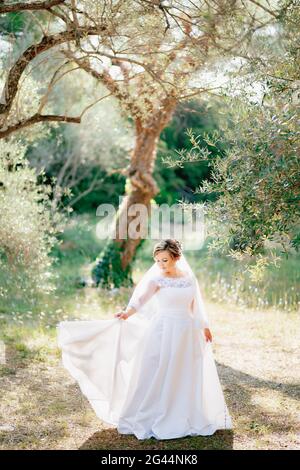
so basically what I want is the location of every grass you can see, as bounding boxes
[0,213,299,449]
[193,249,300,312]
[0,299,299,450]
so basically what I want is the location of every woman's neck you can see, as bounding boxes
[161,268,186,278]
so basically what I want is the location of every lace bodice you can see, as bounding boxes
[126,272,209,329]
[156,275,193,288]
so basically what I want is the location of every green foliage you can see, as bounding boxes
[25,114,129,214]
[67,171,125,214]
[0,138,63,313]
[49,213,105,296]
[92,237,148,289]
[155,100,223,205]
[164,5,300,279]
[92,240,135,289]
[200,0,300,261]
[186,242,300,312]
[198,97,299,254]
[0,12,27,34]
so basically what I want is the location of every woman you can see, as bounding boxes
[57,239,232,440]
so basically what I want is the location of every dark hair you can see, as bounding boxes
[152,239,182,260]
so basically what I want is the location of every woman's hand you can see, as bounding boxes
[114,309,130,320]
[204,327,212,342]
[114,305,136,320]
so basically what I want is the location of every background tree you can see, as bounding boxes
[26,76,134,215]
[0,137,63,312]
[157,99,225,205]
[0,1,284,287]
[166,0,300,280]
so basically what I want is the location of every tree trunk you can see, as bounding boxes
[92,101,176,288]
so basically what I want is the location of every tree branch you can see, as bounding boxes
[0,26,106,121]
[0,113,81,139]
[0,0,66,14]
[248,0,280,18]
[62,50,143,117]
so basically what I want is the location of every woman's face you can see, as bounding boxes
[154,250,178,274]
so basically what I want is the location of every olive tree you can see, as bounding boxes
[166,0,300,280]
[0,1,284,286]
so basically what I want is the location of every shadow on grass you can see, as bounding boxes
[77,360,298,450]
[1,350,297,449]
[79,428,234,450]
[0,326,297,449]
[218,362,300,404]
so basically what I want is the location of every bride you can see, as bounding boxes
[57,239,232,440]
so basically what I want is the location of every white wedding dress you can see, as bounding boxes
[57,271,232,440]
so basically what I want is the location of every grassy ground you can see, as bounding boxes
[0,213,299,450]
[0,296,299,450]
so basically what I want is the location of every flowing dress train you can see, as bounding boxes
[57,273,232,440]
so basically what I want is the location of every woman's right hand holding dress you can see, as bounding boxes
[114,306,136,320]
[114,278,159,320]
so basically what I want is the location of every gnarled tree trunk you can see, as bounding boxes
[92,100,176,288]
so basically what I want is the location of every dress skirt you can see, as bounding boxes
[57,309,232,440]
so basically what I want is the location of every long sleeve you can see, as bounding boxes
[191,277,210,329]
[125,278,159,313]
